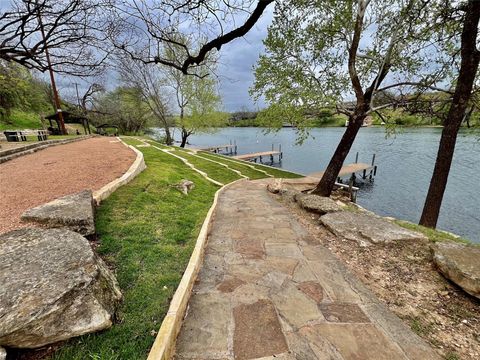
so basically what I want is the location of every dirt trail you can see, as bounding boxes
[0,137,136,234]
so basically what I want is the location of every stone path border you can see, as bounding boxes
[196,151,275,178]
[147,179,247,360]
[184,152,248,179]
[92,138,146,204]
[0,135,95,164]
[141,138,275,178]
[133,138,224,186]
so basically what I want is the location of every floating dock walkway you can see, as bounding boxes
[233,144,282,164]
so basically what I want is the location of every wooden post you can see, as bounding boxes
[349,177,354,202]
[355,152,359,164]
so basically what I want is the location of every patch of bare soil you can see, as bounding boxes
[275,193,480,360]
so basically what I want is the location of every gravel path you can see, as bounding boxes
[0,137,136,234]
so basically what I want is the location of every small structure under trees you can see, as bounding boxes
[45,111,91,135]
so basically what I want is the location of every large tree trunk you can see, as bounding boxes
[312,113,366,196]
[180,127,188,148]
[419,1,480,228]
[165,127,173,145]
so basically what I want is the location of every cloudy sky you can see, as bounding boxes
[215,8,273,112]
[51,5,273,113]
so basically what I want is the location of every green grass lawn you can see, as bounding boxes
[205,152,304,179]
[51,140,223,359]
[196,152,270,180]
[51,137,305,359]
[394,220,474,245]
[145,138,304,180]
[167,149,242,184]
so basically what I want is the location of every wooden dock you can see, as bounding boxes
[308,162,376,180]
[309,153,378,184]
[233,144,283,164]
[201,142,237,155]
[234,150,281,161]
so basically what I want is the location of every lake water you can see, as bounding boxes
[166,127,480,243]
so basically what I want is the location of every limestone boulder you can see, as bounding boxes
[431,242,480,299]
[266,179,283,194]
[0,228,122,348]
[175,179,195,195]
[21,190,95,236]
[279,189,301,203]
[295,194,342,215]
[320,211,427,246]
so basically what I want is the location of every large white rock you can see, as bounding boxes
[320,211,427,246]
[295,193,342,214]
[21,190,96,236]
[431,242,480,299]
[0,228,122,348]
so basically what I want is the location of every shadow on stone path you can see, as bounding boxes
[174,180,439,360]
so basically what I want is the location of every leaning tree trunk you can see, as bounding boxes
[419,0,480,228]
[312,112,366,196]
[180,127,188,148]
[164,127,173,145]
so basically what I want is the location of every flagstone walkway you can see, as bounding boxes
[174,180,439,360]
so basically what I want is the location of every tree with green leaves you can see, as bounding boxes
[168,67,226,147]
[252,0,455,196]
[0,60,54,122]
[95,87,150,134]
[117,56,174,143]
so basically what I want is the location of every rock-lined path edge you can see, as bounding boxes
[173,180,439,360]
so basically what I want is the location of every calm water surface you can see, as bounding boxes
[175,127,479,243]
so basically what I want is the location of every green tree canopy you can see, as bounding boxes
[251,0,458,141]
[95,86,150,134]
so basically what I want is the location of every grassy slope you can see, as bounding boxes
[146,138,304,179]
[198,152,270,180]
[170,148,242,184]
[52,140,221,359]
[0,110,43,131]
[52,137,303,359]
